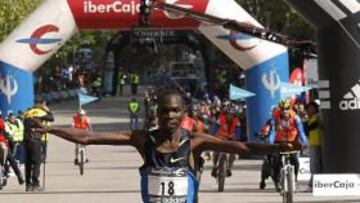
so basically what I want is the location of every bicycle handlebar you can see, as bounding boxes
[279,150,299,155]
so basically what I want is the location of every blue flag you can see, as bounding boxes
[229,84,255,100]
[78,93,98,107]
[280,82,311,99]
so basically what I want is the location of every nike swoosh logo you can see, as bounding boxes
[178,139,188,147]
[170,157,185,163]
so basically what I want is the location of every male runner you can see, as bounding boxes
[35,89,291,203]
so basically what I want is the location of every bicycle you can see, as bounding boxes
[79,145,87,175]
[217,152,228,192]
[75,144,87,176]
[211,151,230,192]
[279,150,298,203]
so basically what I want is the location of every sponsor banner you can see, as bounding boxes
[0,0,77,72]
[198,0,287,70]
[304,58,319,88]
[67,0,208,30]
[0,61,34,115]
[245,53,289,141]
[314,174,360,196]
[338,80,360,111]
[298,157,311,181]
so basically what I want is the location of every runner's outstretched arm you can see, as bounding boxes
[192,134,291,155]
[40,127,144,147]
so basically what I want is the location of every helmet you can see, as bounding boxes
[25,108,47,118]
[278,99,291,110]
[78,109,86,115]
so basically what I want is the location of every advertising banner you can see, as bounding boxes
[298,157,311,181]
[314,174,360,196]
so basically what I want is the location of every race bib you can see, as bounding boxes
[148,168,188,203]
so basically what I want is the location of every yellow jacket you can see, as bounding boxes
[308,114,322,147]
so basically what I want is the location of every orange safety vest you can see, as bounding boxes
[180,116,204,135]
[215,114,240,140]
[273,109,298,142]
[73,114,90,130]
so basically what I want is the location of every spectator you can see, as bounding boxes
[306,101,323,191]
[130,72,140,95]
[128,98,140,130]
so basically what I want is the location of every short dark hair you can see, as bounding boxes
[158,88,185,105]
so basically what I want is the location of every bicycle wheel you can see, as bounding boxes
[282,166,294,203]
[217,154,226,192]
[79,149,85,175]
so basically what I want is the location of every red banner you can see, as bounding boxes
[67,0,209,30]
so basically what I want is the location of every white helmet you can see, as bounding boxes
[78,109,86,115]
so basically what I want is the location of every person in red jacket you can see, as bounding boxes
[210,108,242,177]
[0,115,8,172]
[72,109,92,165]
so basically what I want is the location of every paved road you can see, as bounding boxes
[1,88,359,203]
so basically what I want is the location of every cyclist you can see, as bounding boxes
[72,109,92,165]
[35,89,291,203]
[180,105,205,137]
[269,99,308,191]
[210,107,242,177]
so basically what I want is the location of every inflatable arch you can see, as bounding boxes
[0,0,288,142]
[288,0,360,173]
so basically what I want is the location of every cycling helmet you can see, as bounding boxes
[278,99,291,110]
[78,109,86,115]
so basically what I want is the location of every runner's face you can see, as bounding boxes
[158,94,185,132]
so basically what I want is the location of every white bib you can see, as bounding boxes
[148,175,188,197]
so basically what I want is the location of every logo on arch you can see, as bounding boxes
[16,24,62,55]
[217,30,261,51]
[163,0,193,20]
[0,74,18,104]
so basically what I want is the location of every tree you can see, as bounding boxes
[0,0,43,42]
[235,0,315,40]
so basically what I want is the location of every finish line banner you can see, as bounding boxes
[314,174,360,196]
